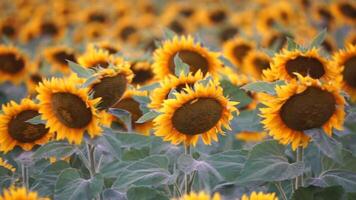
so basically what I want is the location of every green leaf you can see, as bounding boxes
[127,186,169,200]
[177,154,196,174]
[67,60,92,78]
[33,141,76,160]
[219,55,235,68]
[236,140,304,184]
[82,75,98,88]
[309,29,327,49]
[291,185,345,200]
[122,147,150,161]
[112,155,173,190]
[233,110,263,132]
[310,170,356,192]
[136,110,159,123]
[132,95,151,105]
[305,129,343,164]
[101,129,122,159]
[220,80,252,108]
[174,54,190,76]
[241,80,285,95]
[26,115,45,125]
[54,169,104,200]
[321,149,356,173]
[138,82,160,91]
[102,189,126,200]
[287,37,301,51]
[163,28,176,40]
[108,108,132,131]
[115,133,151,148]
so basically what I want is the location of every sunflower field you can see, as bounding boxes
[1,0,356,200]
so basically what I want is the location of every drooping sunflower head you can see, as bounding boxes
[263,48,340,82]
[149,70,204,110]
[223,37,255,68]
[153,35,222,78]
[242,50,271,79]
[112,89,151,135]
[0,157,15,172]
[0,45,29,84]
[78,47,124,70]
[173,191,221,200]
[36,77,102,144]
[154,81,238,146]
[89,64,133,110]
[241,191,278,200]
[260,75,345,150]
[130,61,156,86]
[0,98,53,153]
[43,46,77,73]
[0,187,49,200]
[332,44,356,101]
[331,0,356,25]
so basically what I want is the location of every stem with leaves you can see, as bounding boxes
[21,163,29,189]
[184,145,191,195]
[295,146,304,190]
[87,143,96,178]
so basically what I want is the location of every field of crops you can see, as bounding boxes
[0,0,356,199]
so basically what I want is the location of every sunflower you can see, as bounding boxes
[87,41,121,55]
[26,73,43,95]
[154,81,238,146]
[173,191,221,200]
[256,7,280,33]
[78,47,124,69]
[262,31,292,51]
[0,18,19,40]
[0,45,29,84]
[130,61,156,86]
[81,7,110,25]
[218,24,239,43]
[149,70,204,110]
[321,36,337,54]
[201,6,230,26]
[0,157,15,172]
[242,50,271,79]
[312,3,336,30]
[236,131,267,143]
[263,48,339,82]
[43,46,77,73]
[332,44,356,101]
[113,17,141,45]
[73,23,109,43]
[0,187,49,200]
[241,191,278,200]
[0,98,53,153]
[36,77,102,144]
[260,75,345,150]
[331,0,356,25]
[153,35,222,78]
[223,37,255,68]
[111,89,151,135]
[89,64,133,110]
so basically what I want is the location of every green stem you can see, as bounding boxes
[275,182,288,200]
[184,145,191,195]
[21,163,29,189]
[295,146,304,190]
[87,143,96,177]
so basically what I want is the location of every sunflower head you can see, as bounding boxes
[264,48,340,82]
[26,73,43,95]
[113,17,141,45]
[87,42,120,55]
[0,98,53,153]
[242,50,271,79]
[241,191,278,200]
[331,1,356,25]
[78,47,124,70]
[130,61,156,86]
[332,44,356,101]
[223,37,255,68]
[154,81,238,146]
[43,46,77,73]
[153,35,222,78]
[89,64,133,110]
[0,45,29,84]
[149,70,204,110]
[36,77,102,144]
[260,75,345,150]
[173,191,221,200]
[0,187,49,200]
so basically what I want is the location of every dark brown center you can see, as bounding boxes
[169,50,209,75]
[40,22,59,37]
[253,57,270,72]
[172,98,223,135]
[0,53,25,74]
[53,51,76,66]
[51,92,92,128]
[339,3,356,19]
[120,26,137,41]
[113,98,142,123]
[219,27,238,42]
[131,67,154,85]
[285,56,325,79]
[322,40,333,53]
[232,44,251,63]
[1,25,15,37]
[30,74,42,83]
[88,13,107,23]
[180,8,194,18]
[280,86,335,131]
[209,10,226,23]
[267,34,289,50]
[169,20,184,34]
[8,110,48,143]
[103,47,118,54]
[318,8,334,22]
[342,56,356,88]
[90,61,109,69]
[92,74,127,110]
